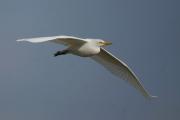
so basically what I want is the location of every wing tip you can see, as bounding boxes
[16,39,26,42]
[145,95,158,100]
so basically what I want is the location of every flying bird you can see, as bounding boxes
[17,35,156,98]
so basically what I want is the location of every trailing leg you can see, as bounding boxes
[54,49,69,57]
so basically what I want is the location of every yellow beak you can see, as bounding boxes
[103,41,112,46]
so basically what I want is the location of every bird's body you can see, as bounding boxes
[17,35,156,99]
[69,41,101,57]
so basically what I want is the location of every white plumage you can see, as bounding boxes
[17,35,156,98]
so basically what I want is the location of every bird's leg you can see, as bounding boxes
[54,49,69,57]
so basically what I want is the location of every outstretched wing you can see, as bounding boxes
[91,48,156,98]
[17,35,87,46]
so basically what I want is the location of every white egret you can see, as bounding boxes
[17,35,156,98]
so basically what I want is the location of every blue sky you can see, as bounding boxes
[0,0,179,120]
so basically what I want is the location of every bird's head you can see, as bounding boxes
[95,39,112,47]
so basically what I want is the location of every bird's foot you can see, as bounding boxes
[54,50,69,57]
[54,51,61,57]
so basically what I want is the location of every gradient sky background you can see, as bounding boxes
[0,0,180,120]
